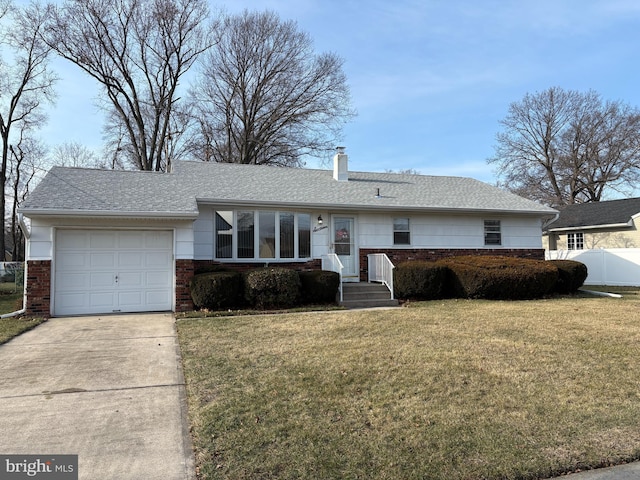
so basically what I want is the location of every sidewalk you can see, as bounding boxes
[553,463,640,479]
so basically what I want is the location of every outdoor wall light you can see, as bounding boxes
[317,215,323,225]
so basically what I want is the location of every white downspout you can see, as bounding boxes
[1,213,31,317]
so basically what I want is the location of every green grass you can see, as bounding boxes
[0,287,45,344]
[178,297,640,480]
[0,316,46,344]
[0,291,22,315]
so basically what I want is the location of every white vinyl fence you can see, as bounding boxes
[546,249,640,286]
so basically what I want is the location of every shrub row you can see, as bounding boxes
[394,257,587,301]
[190,267,340,310]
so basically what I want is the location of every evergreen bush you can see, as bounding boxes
[394,261,450,300]
[244,267,301,309]
[299,270,340,304]
[549,260,588,293]
[437,256,558,300]
[190,271,244,310]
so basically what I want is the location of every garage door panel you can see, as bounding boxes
[55,229,173,316]
[118,291,143,307]
[118,252,144,268]
[118,231,144,248]
[57,252,88,268]
[145,251,172,268]
[89,291,117,308]
[145,231,172,248]
[146,271,171,287]
[119,271,144,288]
[56,273,89,290]
[90,272,116,288]
[56,293,88,309]
[145,291,173,308]
[57,231,89,249]
[90,232,116,249]
[90,253,116,269]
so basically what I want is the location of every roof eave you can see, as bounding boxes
[18,208,198,220]
[196,198,556,216]
[547,220,633,233]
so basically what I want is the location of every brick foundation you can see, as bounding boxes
[359,248,546,281]
[25,260,51,317]
[193,259,322,274]
[175,259,195,312]
[27,251,542,316]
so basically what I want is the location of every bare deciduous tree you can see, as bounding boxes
[8,133,45,260]
[50,141,98,168]
[188,10,355,167]
[489,87,640,207]
[44,0,212,171]
[0,1,56,258]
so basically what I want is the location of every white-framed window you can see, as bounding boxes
[215,210,312,260]
[567,232,584,250]
[484,220,501,246]
[393,217,411,245]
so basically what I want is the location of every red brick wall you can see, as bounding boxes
[359,248,546,281]
[174,260,321,313]
[25,260,51,317]
[193,259,322,274]
[175,259,195,312]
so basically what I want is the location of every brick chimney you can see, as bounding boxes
[333,146,348,181]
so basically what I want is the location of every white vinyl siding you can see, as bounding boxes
[357,214,542,250]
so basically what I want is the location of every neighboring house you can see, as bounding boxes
[18,149,557,317]
[543,197,640,251]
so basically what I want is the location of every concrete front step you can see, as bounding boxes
[340,282,399,309]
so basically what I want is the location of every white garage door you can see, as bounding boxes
[54,230,173,316]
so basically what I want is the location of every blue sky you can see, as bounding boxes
[37,0,640,185]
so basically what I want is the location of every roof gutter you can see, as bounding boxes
[196,198,557,217]
[18,213,30,239]
[547,220,633,233]
[18,209,199,220]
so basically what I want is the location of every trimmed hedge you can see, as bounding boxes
[394,261,450,300]
[299,270,340,304]
[194,263,232,275]
[244,267,301,309]
[549,260,588,293]
[190,271,244,310]
[436,255,558,300]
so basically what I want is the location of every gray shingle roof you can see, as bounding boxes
[544,197,640,231]
[20,161,557,217]
[19,166,199,217]
[177,161,556,214]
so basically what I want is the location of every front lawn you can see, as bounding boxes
[0,316,46,344]
[177,297,640,480]
[0,288,46,344]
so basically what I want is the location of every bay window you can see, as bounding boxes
[215,210,312,261]
[237,211,255,258]
[215,211,233,258]
[298,214,311,258]
[259,211,276,258]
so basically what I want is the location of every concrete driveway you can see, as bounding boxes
[0,313,195,480]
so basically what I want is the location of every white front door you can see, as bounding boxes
[333,216,358,281]
[54,230,173,316]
